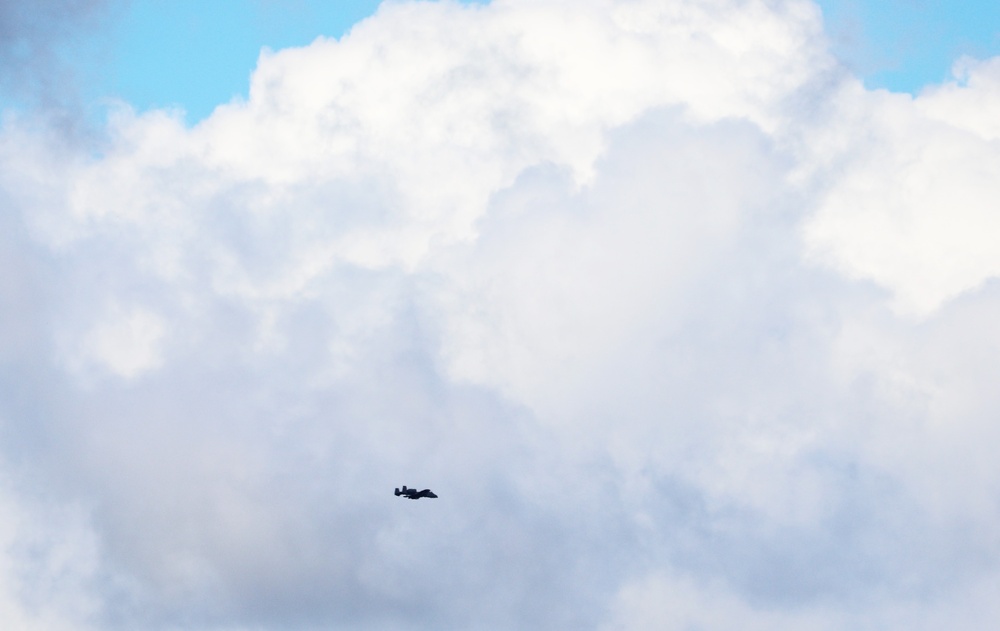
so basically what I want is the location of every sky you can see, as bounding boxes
[1,1,1000,630]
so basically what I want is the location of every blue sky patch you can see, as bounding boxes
[816,0,1000,92]
[94,0,384,122]
[4,0,1000,121]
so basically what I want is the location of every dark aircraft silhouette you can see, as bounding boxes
[395,486,438,499]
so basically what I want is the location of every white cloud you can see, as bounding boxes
[77,305,166,379]
[604,570,1000,631]
[0,0,999,629]
[428,111,785,420]
[0,478,101,631]
[919,56,1000,141]
[604,572,844,631]
[802,59,1000,316]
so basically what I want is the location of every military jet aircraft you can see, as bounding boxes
[395,486,438,499]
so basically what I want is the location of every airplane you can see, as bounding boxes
[395,485,438,500]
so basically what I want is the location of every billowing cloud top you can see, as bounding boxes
[2,1,1000,629]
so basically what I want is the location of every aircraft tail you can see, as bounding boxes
[394,487,401,496]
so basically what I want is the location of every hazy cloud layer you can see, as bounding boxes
[0,0,116,116]
[2,0,1000,629]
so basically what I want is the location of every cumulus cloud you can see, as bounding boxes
[1,0,1000,629]
[803,57,1000,315]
